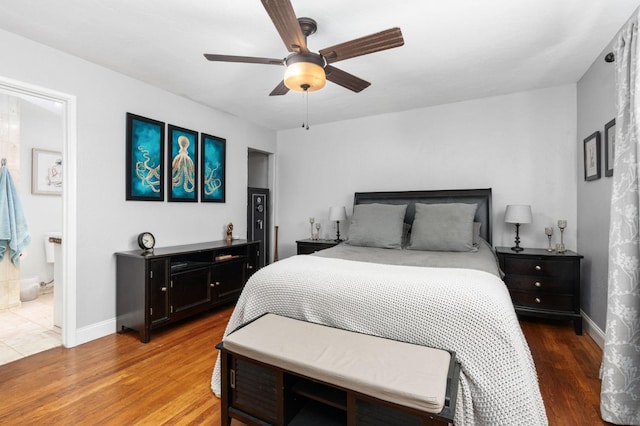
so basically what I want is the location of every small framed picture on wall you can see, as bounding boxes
[583,131,601,181]
[604,118,615,177]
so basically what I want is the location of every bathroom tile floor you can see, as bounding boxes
[0,292,61,366]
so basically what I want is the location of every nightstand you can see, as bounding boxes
[296,239,341,255]
[495,246,583,335]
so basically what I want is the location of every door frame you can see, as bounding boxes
[0,75,78,347]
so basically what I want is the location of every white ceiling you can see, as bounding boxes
[0,0,638,130]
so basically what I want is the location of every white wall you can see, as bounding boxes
[0,29,277,335]
[276,85,578,259]
[17,97,63,284]
[577,42,617,331]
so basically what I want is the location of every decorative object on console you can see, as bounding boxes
[504,205,532,252]
[544,227,554,252]
[226,223,234,244]
[557,220,567,253]
[329,206,347,242]
[604,118,615,177]
[583,131,601,181]
[137,232,155,252]
[314,222,321,240]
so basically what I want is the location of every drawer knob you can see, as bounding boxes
[535,297,541,304]
[535,265,542,271]
[161,286,167,292]
[534,281,542,288]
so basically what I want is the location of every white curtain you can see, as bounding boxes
[601,11,640,425]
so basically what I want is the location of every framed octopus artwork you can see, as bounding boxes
[126,113,165,201]
[200,133,226,203]
[168,124,198,202]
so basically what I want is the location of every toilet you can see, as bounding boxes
[20,276,39,302]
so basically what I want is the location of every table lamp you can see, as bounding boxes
[504,204,532,252]
[329,206,347,242]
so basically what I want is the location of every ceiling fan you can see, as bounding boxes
[203,0,404,96]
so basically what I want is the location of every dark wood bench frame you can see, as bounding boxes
[217,330,460,425]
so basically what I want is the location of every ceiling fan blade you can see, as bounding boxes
[203,54,284,66]
[325,65,371,93]
[269,81,290,96]
[319,28,404,64]
[261,0,308,53]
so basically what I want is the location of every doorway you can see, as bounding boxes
[0,75,78,350]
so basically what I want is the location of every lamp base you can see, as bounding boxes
[511,223,523,252]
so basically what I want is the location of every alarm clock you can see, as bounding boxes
[137,232,155,252]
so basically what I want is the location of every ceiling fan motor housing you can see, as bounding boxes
[284,52,326,92]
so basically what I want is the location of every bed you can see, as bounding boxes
[211,188,547,425]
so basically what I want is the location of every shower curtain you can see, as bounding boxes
[601,10,640,425]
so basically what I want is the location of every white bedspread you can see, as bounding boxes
[211,255,547,425]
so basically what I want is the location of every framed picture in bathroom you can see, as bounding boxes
[126,113,165,201]
[31,148,63,195]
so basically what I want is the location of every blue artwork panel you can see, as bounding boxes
[168,125,198,202]
[126,113,164,201]
[200,133,226,203]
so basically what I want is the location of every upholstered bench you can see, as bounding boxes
[218,313,459,426]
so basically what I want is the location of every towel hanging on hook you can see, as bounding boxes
[0,165,32,265]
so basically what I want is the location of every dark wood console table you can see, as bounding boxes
[116,239,259,342]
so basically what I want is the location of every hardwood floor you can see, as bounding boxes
[0,306,610,425]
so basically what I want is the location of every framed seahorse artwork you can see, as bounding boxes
[168,124,198,202]
[200,133,226,203]
[126,113,165,201]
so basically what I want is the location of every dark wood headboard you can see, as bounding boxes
[353,188,493,245]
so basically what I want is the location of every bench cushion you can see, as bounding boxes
[223,313,452,413]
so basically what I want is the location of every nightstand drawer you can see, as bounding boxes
[504,274,573,293]
[509,290,573,311]
[502,257,573,279]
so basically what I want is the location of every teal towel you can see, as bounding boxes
[0,167,31,265]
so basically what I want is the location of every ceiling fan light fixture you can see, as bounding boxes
[284,54,326,92]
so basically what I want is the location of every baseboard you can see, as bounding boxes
[73,318,116,347]
[581,310,605,349]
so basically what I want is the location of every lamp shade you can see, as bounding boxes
[504,205,532,224]
[284,61,326,92]
[329,206,347,222]
[283,53,326,92]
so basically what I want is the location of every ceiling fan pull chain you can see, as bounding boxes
[305,89,310,130]
[301,84,310,130]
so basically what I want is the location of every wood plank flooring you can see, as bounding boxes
[0,306,610,425]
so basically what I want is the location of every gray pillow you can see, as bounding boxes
[407,203,478,252]
[345,203,408,249]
